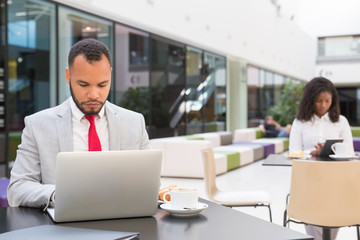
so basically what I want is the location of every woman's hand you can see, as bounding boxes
[310,142,324,156]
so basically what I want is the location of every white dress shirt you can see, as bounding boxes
[70,98,110,151]
[289,112,354,155]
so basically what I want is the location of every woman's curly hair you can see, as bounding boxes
[296,77,340,122]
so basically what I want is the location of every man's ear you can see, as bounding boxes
[65,67,70,85]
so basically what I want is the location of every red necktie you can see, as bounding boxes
[85,115,102,151]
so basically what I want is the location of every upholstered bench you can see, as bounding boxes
[231,142,265,160]
[233,128,257,142]
[233,141,275,158]
[277,137,289,151]
[253,138,284,153]
[213,150,240,171]
[192,133,221,147]
[150,139,227,178]
[351,127,360,137]
[214,145,254,167]
[193,131,233,146]
[0,178,10,207]
[353,137,360,151]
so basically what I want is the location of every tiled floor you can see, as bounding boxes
[160,160,359,240]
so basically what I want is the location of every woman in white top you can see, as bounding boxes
[289,77,354,156]
[289,77,354,240]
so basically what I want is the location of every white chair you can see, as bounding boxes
[201,148,272,222]
[284,160,360,240]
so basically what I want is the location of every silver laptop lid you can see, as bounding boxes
[52,150,162,222]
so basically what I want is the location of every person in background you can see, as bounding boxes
[289,76,354,240]
[7,38,150,209]
[259,115,291,138]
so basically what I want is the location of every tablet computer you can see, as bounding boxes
[319,139,343,157]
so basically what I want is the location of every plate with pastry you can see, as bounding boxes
[285,151,311,159]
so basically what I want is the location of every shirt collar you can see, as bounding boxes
[313,112,329,121]
[69,97,106,121]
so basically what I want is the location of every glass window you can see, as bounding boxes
[318,35,360,57]
[273,73,284,106]
[115,24,150,125]
[186,46,203,134]
[0,0,5,165]
[250,68,289,126]
[247,66,261,127]
[337,88,357,126]
[203,52,226,132]
[58,6,113,103]
[357,89,360,125]
[149,36,186,138]
[259,70,274,118]
[7,0,55,161]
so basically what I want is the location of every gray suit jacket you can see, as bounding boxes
[7,98,150,208]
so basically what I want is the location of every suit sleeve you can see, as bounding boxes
[139,114,150,150]
[7,116,55,208]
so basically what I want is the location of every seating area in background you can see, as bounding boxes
[150,126,360,178]
[150,129,289,178]
[351,126,360,151]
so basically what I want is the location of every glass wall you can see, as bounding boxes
[259,70,274,118]
[0,0,6,165]
[185,48,226,134]
[7,0,55,161]
[203,52,226,132]
[247,66,260,127]
[247,65,302,127]
[58,6,113,103]
[357,89,360,125]
[273,73,285,106]
[337,88,358,126]
[149,36,186,138]
[2,1,228,167]
[115,24,150,124]
[186,46,203,134]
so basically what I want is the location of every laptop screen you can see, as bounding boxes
[49,149,162,222]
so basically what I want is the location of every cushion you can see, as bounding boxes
[0,178,10,207]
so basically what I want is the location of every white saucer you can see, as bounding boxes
[284,154,311,160]
[160,202,208,217]
[329,154,354,160]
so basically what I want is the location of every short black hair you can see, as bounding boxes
[296,77,340,122]
[68,38,111,67]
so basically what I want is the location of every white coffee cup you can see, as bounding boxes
[331,142,348,156]
[163,188,199,209]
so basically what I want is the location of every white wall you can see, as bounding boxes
[278,0,360,86]
[53,0,316,81]
[316,62,360,86]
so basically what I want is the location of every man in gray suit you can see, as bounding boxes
[7,38,149,209]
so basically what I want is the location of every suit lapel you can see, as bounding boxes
[106,102,121,150]
[56,99,73,152]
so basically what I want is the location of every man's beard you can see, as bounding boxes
[69,83,105,115]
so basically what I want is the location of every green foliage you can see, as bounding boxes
[119,87,150,122]
[267,80,304,126]
[118,85,170,127]
[150,86,170,127]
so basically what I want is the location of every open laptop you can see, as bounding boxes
[47,149,162,222]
